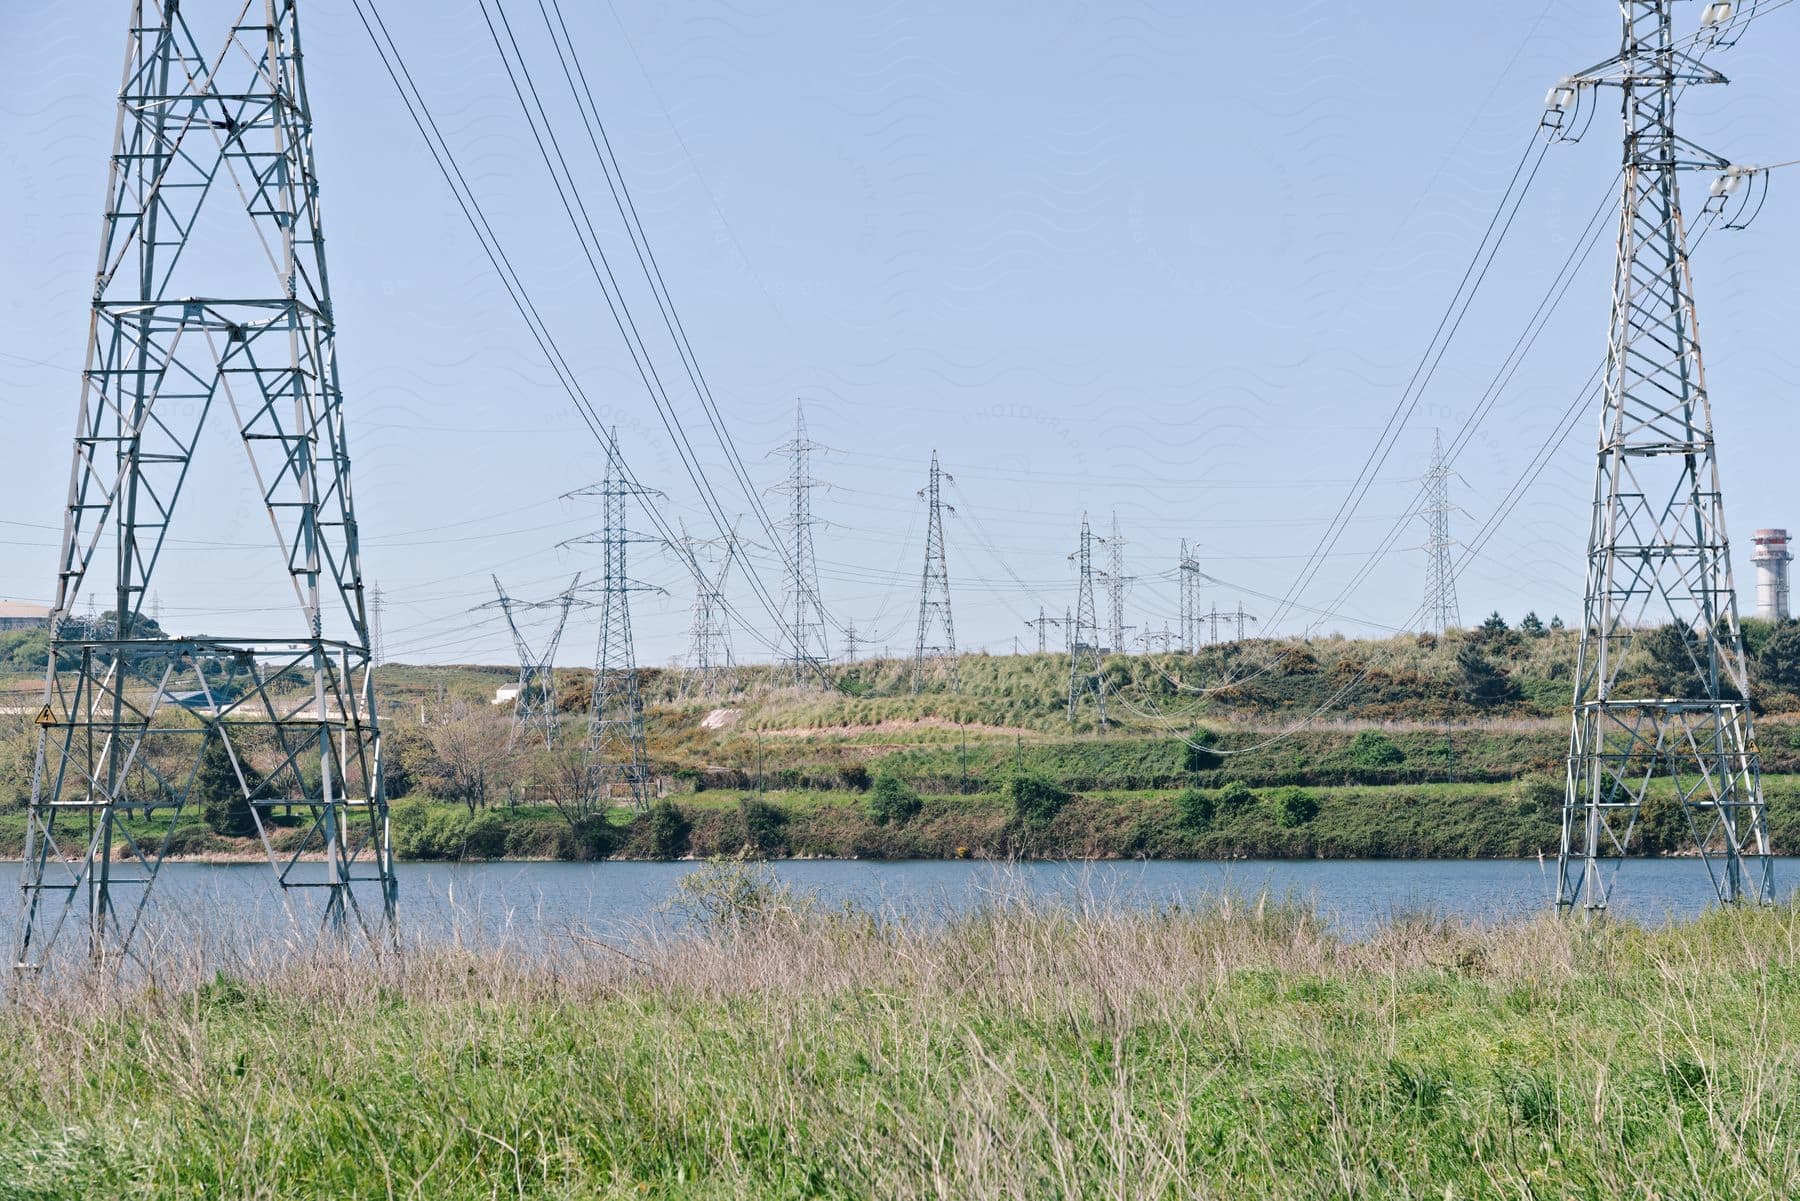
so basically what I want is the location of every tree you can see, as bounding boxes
[1216,780,1255,815]
[194,733,260,838]
[739,797,789,856]
[642,801,691,858]
[866,774,923,825]
[1182,727,1221,772]
[1348,730,1404,769]
[1456,644,1519,707]
[1757,621,1800,693]
[1549,615,1565,630]
[423,703,512,813]
[1007,773,1070,828]
[1175,787,1214,831]
[1519,611,1545,636]
[1480,611,1509,634]
[1269,786,1319,829]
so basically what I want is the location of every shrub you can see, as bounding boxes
[1175,787,1215,831]
[866,775,923,826]
[839,763,872,792]
[195,735,259,838]
[1007,772,1070,828]
[1349,730,1404,769]
[739,797,789,856]
[1182,727,1221,772]
[1269,786,1320,828]
[1216,780,1255,815]
[642,801,691,859]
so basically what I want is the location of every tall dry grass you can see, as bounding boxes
[2,865,1798,1198]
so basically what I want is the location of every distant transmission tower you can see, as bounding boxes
[912,451,958,692]
[1178,540,1203,652]
[1550,1,1771,909]
[1102,511,1130,652]
[679,521,738,699]
[1067,515,1109,727]
[1025,607,1063,654]
[370,582,388,667]
[487,576,581,751]
[15,1,395,969]
[770,401,831,683]
[566,433,662,810]
[1421,429,1461,634]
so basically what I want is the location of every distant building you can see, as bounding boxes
[492,684,521,706]
[1752,529,1792,621]
[0,601,50,632]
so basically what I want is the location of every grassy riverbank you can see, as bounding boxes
[2,874,1798,1197]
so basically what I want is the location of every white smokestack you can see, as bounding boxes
[1751,529,1792,621]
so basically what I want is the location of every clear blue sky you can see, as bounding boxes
[2,1,1796,667]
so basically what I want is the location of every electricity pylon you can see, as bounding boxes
[1025,607,1064,654]
[769,401,831,684]
[485,576,580,751]
[1102,511,1130,652]
[15,0,396,970]
[370,582,388,667]
[1421,429,1461,634]
[1067,515,1108,727]
[566,433,662,811]
[1179,541,1203,652]
[1551,0,1770,909]
[679,520,738,699]
[912,451,958,692]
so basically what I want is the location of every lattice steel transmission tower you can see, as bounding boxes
[369,582,387,668]
[486,576,580,751]
[566,434,662,810]
[1067,516,1108,727]
[1421,429,1461,634]
[912,451,958,692]
[15,0,396,970]
[1551,0,1771,909]
[770,402,831,683]
[1102,511,1130,652]
[678,520,738,699]
[1179,540,1203,652]
[1025,607,1064,654]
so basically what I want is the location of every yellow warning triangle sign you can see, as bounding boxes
[33,705,55,727]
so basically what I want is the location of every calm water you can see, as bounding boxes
[4,858,1793,954]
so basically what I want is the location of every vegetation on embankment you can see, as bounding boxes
[9,617,1800,861]
[8,772,1800,864]
[4,871,1799,1197]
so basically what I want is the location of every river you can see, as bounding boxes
[3,857,1792,956]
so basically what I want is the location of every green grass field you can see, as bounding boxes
[2,868,1797,1198]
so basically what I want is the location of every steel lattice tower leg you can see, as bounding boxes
[1067,516,1108,728]
[911,451,958,692]
[771,401,831,684]
[15,0,396,970]
[1422,429,1462,634]
[568,432,662,812]
[1556,0,1770,910]
[484,575,579,751]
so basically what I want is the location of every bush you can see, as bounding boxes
[1269,786,1320,829]
[1349,730,1404,769]
[1182,727,1221,772]
[1175,787,1215,831]
[389,804,508,860]
[642,801,691,859]
[1216,780,1255,815]
[1759,622,1800,693]
[839,764,872,792]
[195,735,259,838]
[740,797,789,856]
[866,775,923,826]
[1007,773,1070,827]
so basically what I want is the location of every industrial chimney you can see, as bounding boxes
[1750,529,1792,621]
